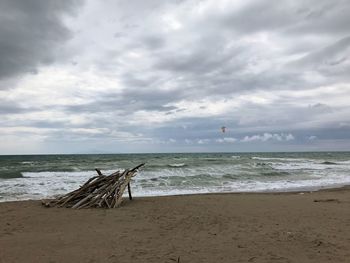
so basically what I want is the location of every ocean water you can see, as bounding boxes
[0,152,350,202]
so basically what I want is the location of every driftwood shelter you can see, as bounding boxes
[42,163,145,209]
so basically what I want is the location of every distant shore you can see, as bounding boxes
[1,187,349,262]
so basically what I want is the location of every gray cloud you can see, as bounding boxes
[93,0,350,109]
[215,0,350,37]
[0,98,39,114]
[290,36,350,68]
[0,101,25,114]
[1,0,350,153]
[0,0,83,81]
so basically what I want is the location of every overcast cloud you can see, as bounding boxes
[0,0,350,154]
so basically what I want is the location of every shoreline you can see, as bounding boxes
[1,184,350,204]
[1,186,350,262]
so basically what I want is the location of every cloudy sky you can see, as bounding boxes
[1,0,350,154]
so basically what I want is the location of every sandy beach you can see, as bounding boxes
[0,188,349,263]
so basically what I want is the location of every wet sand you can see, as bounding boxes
[0,188,350,263]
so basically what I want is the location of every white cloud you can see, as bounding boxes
[285,133,295,141]
[241,133,295,142]
[197,139,211,144]
[216,137,237,143]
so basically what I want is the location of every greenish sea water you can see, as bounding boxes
[1,152,350,201]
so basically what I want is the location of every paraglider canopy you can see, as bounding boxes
[221,126,226,133]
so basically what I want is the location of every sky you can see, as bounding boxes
[0,0,350,154]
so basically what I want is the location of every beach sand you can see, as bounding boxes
[0,188,349,263]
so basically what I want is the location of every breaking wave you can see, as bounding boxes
[1,152,350,201]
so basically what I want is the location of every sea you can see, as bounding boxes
[1,152,350,202]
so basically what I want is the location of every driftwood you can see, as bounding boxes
[42,163,145,209]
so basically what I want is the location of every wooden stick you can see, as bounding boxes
[95,169,103,176]
[128,183,132,200]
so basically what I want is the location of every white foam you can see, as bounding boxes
[336,160,350,164]
[131,172,350,197]
[1,161,350,202]
[0,170,115,202]
[22,171,91,178]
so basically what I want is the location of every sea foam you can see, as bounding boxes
[1,152,350,202]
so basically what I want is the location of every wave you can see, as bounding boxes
[201,157,221,161]
[22,171,93,178]
[262,171,290,177]
[0,171,24,179]
[335,160,350,164]
[21,161,35,164]
[321,161,338,165]
[168,163,186,168]
[251,157,310,161]
[132,173,350,197]
[255,162,270,166]
[271,162,332,171]
[2,153,350,202]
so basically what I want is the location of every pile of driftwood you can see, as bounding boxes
[42,163,144,209]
